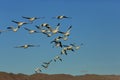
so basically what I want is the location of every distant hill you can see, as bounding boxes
[0,72,120,80]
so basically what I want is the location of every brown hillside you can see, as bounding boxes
[0,72,120,80]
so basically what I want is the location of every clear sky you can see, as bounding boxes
[0,0,120,76]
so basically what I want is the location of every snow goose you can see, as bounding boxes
[59,25,72,37]
[14,44,40,49]
[42,60,52,69]
[53,55,62,62]
[41,64,49,69]
[53,15,72,19]
[61,47,67,55]
[12,20,28,28]
[22,16,44,23]
[43,60,52,65]
[51,41,62,48]
[7,26,19,32]
[34,67,42,73]
[41,23,50,28]
[70,43,83,50]
[35,25,51,37]
[46,23,60,34]
[63,44,75,52]
[24,27,39,34]
[50,36,63,43]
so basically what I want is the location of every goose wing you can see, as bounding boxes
[67,26,72,32]
[22,16,31,19]
[7,27,13,29]
[14,45,25,48]
[42,32,51,37]
[35,25,41,30]
[12,20,19,24]
[24,27,31,31]
[28,44,40,47]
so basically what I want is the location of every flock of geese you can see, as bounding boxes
[0,15,83,74]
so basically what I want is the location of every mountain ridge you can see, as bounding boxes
[0,72,120,80]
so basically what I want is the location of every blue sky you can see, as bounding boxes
[0,0,120,75]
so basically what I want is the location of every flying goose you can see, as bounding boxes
[53,55,62,62]
[35,25,51,37]
[41,64,49,69]
[42,32,52,37]
[62,36,68,41]
[43,60,52,65]
[7,26,19,32]
[53,15,72,19]
[14,44,40,49]
[61,47,67,55]
[46,23,60,34]
[50,36,63,43]
[51,41,62,48]
[52,35,68,41]
[70,43,83,50]
[61,45,75,55]
[35,25,50,33]
[22,16,43,23]
[34,67,42,73]
[63,44,75,52]
[59,26,72,37]
[24,27,39,34]
[12,20,28,28]
[41,23,50,28]
[42,60,52,69]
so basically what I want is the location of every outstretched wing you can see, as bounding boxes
[67,26,72,32]
[43,32,51,37]
[24,27,31,31]
[28,44,40,47]
[12,20,19,24]
[35,25,41,29]
[22,16,31,19]
[7,27,13,29]
[14,45,24,48]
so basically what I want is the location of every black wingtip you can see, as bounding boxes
[57,23,60,26]
[7,27,12,29]
[35,25,40,29]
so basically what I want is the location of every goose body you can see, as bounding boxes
[43,60,52,65]
[41,64,49,69]
[70,43,83,50]
[42,32,52,37]
[63,44,75,52]
[51,41,62,48]
[35,67,42,73]
[63,36,68,41]
[12,20,28,28]
[42,60,52,69]
[54,15,72,19]
[24,27,39,34]
[35,25,51,37]
[36,25,50,33]
[41,23,50,27]
[22,16,41,23]
[7,26,19,32]
[61,47,67,55]
[54,56,62,62]
[59,26,72,37]
[46,23,60,34]
[15,44,40,49]
[51,36,63,43]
